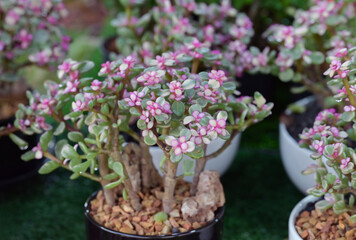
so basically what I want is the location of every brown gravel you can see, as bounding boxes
[89,180,211,236]
[295,208,356,240]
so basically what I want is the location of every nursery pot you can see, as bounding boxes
[150,134,241,181]
[0,116,41,187]
[288,195,317,240]
[84,192,225,240]
[279,96,316,194]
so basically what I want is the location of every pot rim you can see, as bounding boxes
[288,195,319,240]
[84,191,225,239]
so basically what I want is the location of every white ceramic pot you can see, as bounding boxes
[150,134,241,181]
[289,195,318,240]
[279,97,316,194]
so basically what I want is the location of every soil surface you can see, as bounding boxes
[89,180,212,236]
[295,198,356,240]
[282,99,322,142]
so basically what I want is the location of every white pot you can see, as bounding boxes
[150,134,241,181]
[289,195,318,240]
[279,96,316,194]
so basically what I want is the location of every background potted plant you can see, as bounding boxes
[289,47,356,239]
[0,0,69,187]
[261,0,356,193]
[13,46,272,239]
[105,0,272,178]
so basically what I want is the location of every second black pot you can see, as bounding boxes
[0,116,41,188]
[84,191,225,240]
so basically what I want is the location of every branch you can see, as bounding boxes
[0,125,18,137]
[43,152,102,182]
[205,130,239,161]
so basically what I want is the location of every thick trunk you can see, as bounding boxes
[113,150,142,211]
[139,141,162,192]
[190,157,207,196]
[163,159,178,213]
[123,143,142,193]
[98,153,116,206]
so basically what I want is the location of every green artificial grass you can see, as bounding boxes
[0,116,304,240]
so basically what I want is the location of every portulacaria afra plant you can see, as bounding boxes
[299,47,356,219]
[14,52,272,214]
[263,0,356,108]
[111,0,270,78]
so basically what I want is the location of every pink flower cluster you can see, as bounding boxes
[0,0,69,72]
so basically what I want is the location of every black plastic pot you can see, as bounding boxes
[102,36,119,62]
[84,192,225,240]
[0,116,42,187]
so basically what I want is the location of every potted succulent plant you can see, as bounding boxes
[289,48,356,239]
[262,0,356,193]
[0,0,69,186]
[14,48,272,239]
[106,0,271,178]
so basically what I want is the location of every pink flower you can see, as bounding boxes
[32,143,43,159]
[208,70,227,88]
[312,140,324,155]
[121,56,136,70]
[64,80,79,94]
[100,61,112,75]
[328,59,342,78]
[208,119,227,136]
[72,100,85,112]
[192,111,205,123]
[16,29,33,49]
[169,81,184,101]
[197,84,220,103]
[140,110,150,123]
[137,71,164,85]
[125,91,145,106]
[35,116,51,130]
[5,10,20,26]
[38,98,55,114]
[91,79,102,91]
[344,105,355,112]
[58,61,72,73]
[166,136,195,156]
[340,157,350,169]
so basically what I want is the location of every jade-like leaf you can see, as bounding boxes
[38,161,60,174]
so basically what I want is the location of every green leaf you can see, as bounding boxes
[278,69,294,82]
[112,162,125,177]
[144,134,157,145]
[104,177,125,189]
[342,111,355,122]
[103,172,119,181]
[9,134,28,149]
[223,82,236,91]
[65,111,82,119]
[182,79,196,89]
[21,151,36,161]
[61,144,80,160]
[351,214,356,223]
[38,161,60,174]
[172,101,185,116]
[154,212,168,223]
[40,131,53,151]
[137,119,147,130]
[310,52,325,65]
[73,61,95,73]
[101,103,110,115]
[183,159,194,176]
[180,128,191,139]
[69,173,81,180]
[68,132,84,142]
[123,188,128,200]
[315,200,332,211]
[129,107,141,116]
[54,122,65,136]
[72,160,91,173]
[55,139,68,159]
